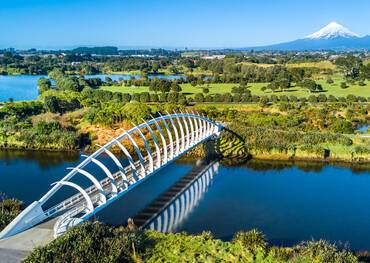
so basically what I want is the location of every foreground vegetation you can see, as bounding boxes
[24,221,359,263]
[0,197,22,232]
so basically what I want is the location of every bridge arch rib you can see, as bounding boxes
[0,112,223,240]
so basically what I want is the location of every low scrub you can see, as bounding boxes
[25,222,358,263]
[0,198,23,231]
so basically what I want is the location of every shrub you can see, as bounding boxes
[166,92,179,103]
[25,222,145,263]
[139,92,150,103]
[122,93,131,103]
[358,80,366,86]
[213,93,223,102]
[202,87,209,94]
[194,93,204,103]
[205,94,213,102]
[223,93,233,103]
[150,93,159,102]
[233,94,241,103]
[259,96,270,106]
[131,93,140,102]
[308,95,317,103]
[328,95,337,102]
[232,229,267,255]
[330,119,354,134]
[317,94,327,102]
[340,82,349,89]
[0,198,23,231]
[293,240,357,263]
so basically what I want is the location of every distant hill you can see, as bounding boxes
[245,22,370,51]
[71,46,118,55]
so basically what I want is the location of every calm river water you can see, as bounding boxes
[0,150,370,250]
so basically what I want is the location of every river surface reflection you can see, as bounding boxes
[0,151,369,250]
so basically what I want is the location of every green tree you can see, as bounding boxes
[122,102,151,123]
[335,55,362,79]
[167,92,179,103]
[194,93,204,103]
[37,77,52,94]
[330,119,353,134]
[44,96,61,113]
[300,79,322,93]
[139,92,150,103]
[340,82,348,89]
[170,82,182,92]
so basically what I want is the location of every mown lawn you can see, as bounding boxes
[101,77,370,98]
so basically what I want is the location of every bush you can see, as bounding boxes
[330,119,354,134]
[194,93,204,103]
[358,80,366,86]
[122,93,131,103]
[205,94,213,102]
[308,95,317,103]
[223,93,233,103]
[150,93,159,102]
[166,92,179,103]
[233,94,241,103]
[294,240,357,263]
[139,92,150,103]
[0,198,23,231]
[232,229,267,254]
[25,222,145,263]
[328,95,337,102]
[317,94,327,102]
[340,82,349,89]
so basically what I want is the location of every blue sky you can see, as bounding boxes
[1,0,369,49]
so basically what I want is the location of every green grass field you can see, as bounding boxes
[101,77,370,98]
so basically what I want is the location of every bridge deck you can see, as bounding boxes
[0,218,58,262]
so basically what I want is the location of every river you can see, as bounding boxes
[0,74,183,102]
[1,150,370,250]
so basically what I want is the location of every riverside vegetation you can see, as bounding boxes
[23,221,359,263]
[1,85,368,161]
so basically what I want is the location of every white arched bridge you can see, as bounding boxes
[0,112,223,240]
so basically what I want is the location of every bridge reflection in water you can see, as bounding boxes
[133,160,219,233]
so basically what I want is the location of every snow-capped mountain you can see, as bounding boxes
[245,22,370,51]
[305,22,359,39]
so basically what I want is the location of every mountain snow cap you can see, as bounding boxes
[305,21,359,39]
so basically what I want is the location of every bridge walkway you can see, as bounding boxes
[0,218,58,262]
